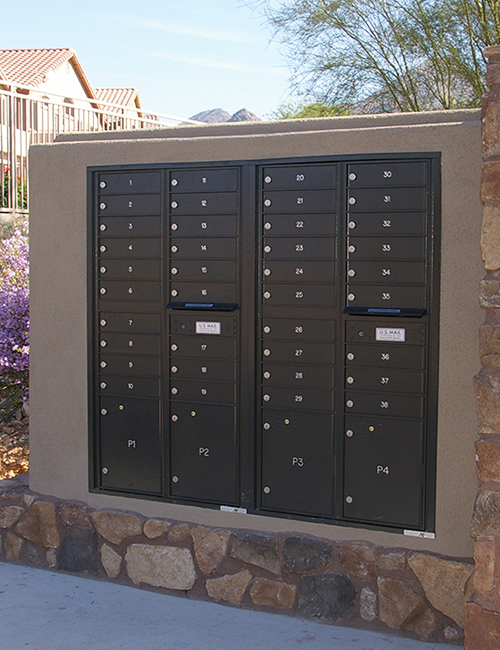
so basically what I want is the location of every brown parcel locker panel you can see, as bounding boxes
[89,154,439,535]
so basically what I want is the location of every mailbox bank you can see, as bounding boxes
[90,154,439,533]
[29,111,482,558]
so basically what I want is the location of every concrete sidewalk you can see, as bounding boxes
[0,561,462,650]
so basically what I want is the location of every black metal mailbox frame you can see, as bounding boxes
[88,152,441,534]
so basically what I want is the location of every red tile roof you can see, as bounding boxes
[94,87,142,110]
[0,48,96,99]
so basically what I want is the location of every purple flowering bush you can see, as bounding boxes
[0,220,29,421]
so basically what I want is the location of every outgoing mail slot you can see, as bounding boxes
[98,260,161,280]
[346,285,426,310]
[170,192,237,215]
[263,341,334,365]
[262,165,336,190]
[343,415,424,528]
[99,238,161,259]
[263,386,334,411]
[346,344,425,369]
[347,162,427,187]
[99,396,161,494]
[348,213,427,237]
[170,215,237,237]
[99,333,161,355]
[99,216,161,238]
[263,237,335,259]
[345,367,425,394]
[99,355,160,377]
[170,168,238,193]
[99,280,161,302]
[99,172,161,195]
[170,358,236,382]
[98,375,160,398]
[263,214,335,237]
[170,237,237,259]
[170,379,236,404]
[347,237,425,260]
[170,282,236,304]
[170,403,238,504]
[263,189,336,213]
[261,426,334,516]
[171,260,237,282]
[345,391,424,418]
[263,363,334,388]
[170,336,237,359]
[263,260,335,284]
[263,283,335,307]
[98,194,161,216]
[99,312,161,333]
[262,317,335,342]
[347,261,425,285]
[347,187,427,212]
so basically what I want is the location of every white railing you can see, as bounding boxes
[0,81,201,220]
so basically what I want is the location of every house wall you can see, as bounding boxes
[27,112,483,644]
[32,60,92,109]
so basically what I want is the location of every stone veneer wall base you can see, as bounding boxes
[0,475,471,645]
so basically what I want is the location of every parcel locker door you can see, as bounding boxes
[261,410,334,516]
[99,397,162,494]
[343,416,424,528]
[170,404,238,504]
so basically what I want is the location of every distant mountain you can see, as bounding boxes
[190,108,232,123]
[189,108,261,123]
[228,108,260,122]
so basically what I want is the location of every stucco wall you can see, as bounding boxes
[29,114,482,558]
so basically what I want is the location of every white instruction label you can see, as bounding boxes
[195,321,221,335]
[375,327,406,342]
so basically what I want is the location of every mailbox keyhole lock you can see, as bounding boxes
[346,429,354,438]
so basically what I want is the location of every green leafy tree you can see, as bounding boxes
[251,0,500,112]
[270,100,352,118]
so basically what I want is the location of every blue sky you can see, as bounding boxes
[2,0,292,120]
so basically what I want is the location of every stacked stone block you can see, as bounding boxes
[0,476,472,644]
[468,45,500,648]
